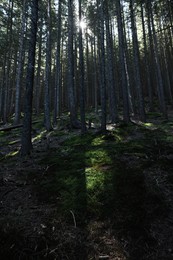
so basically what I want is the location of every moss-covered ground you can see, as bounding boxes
[1,113,173,259]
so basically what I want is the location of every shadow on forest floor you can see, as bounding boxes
[1,115,173,259]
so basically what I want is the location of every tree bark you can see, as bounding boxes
[98,0,106,132]
[53,0,62,124]
[148,0,167,118]
[67,0,79,128]
[116,0,130,123]
[1,0,14,124]
[35,14,43,116]
[140,2,153,111]
[14,0,26,124]
[105,2,118,123]
[79,0,86,134]
[129,0,145,122]
[44,0,52,131]
[20,0,38,156]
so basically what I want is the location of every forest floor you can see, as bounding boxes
[1,112,173,259]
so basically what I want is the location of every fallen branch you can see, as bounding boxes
[0,120,41,132]
[70,210,77,228]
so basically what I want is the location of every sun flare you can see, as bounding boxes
[79,20,86,30]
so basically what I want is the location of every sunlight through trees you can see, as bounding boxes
[0,0,172,154]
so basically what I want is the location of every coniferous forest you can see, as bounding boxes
[0,0,173,259]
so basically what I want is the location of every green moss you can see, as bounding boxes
[165,135,173,142]
[85,149,112,166]
[63,133,93,146]
[91,136,105,146]
[1,115,172,259]
[85,167,106,190]
[50,130,67,137]
[0,131,6,137]
[147,111,162,117]
[36,123,170,227]
[32,121,44,129]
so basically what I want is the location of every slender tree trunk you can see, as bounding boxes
[21,0,38,156]
[98,0,106,132]
[122,14,134,115]
[35,15,43,115]
[165,27,173,90]
[158,18,172,103]
[1,0,14,124]
[148,1,167,117]
[44,0,52,131]
[105,2,118,123]
[67,0,79,128]
[1,56,7,124]
[10,50,18,115]
[116,0,130,122]
[90,36,95,108]
[146,4,156,103]
[85,32,90,107]
[129,0,145,122]
[93,35,98,113]
[79,0,86,133]
[14,0,26,124]
[141,2,153,111]
[53,0,62,124]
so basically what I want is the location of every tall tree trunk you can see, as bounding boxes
[85,32,90,108]
[140,2,153,111]
[98,0,106,132]
[146,3,156,105]
[35,15,43,115]
[158,17,172,103]
[122,13,134,115]
[14,0,27,124]
[105,2,118,123]
[20,0,38,156]
[53,0,62,124]
[1,56,7,124]
[67,0,79,128]
[93,35,98,113]
[44,0,52,131]
[1,0,14,124]
[129,0,145,122]
[116,0,130,122]
[90,36,95,108]
[147,0,167,117]
[79,0,86,134]
[165,27,173,90]
[10,49,18,115]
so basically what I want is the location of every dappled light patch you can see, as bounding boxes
[91,135,105,146]
[5,150,19,158]
[85,167,105,191]
[32,129,47,142]
[86,149,112,166]
[85,167,108,214]
[142,122,157,130]
[0,131,6,137]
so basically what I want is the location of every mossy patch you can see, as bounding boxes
[63,133,93,146]
[37,124,168,229]
[0,131,7,137]
[1,115,173,259]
